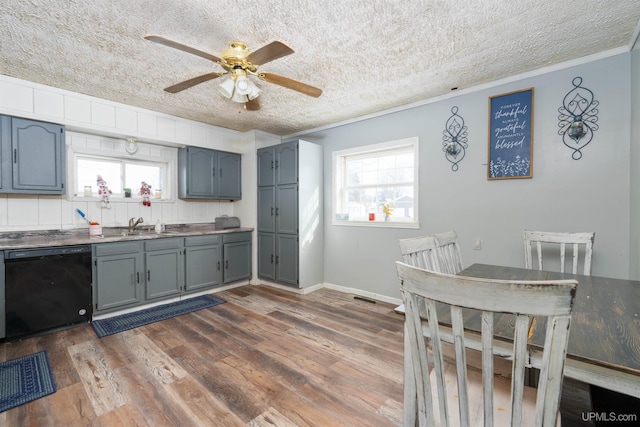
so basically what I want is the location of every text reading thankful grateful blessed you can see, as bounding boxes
[494,103,528,150]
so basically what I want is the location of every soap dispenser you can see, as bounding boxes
[155,219,162,234]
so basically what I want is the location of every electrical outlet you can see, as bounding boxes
[473,239,482,250]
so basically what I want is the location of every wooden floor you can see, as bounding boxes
[0,284,593,426]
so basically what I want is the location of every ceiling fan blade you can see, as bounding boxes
[144,34,222,63]
[164,72,225,93]
[245,97,261,111]
[258,72,322,98]
[246,41,294,66]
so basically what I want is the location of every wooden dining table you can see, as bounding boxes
[458,263,640,399]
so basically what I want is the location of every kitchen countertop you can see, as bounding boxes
[0,223,254,251]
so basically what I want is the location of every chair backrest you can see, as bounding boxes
[396,261,577,427]
[524,230,595,275]
[433,230,464,274]
[399,235,442,271]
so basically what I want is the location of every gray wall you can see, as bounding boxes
[296,52,633,300]
[630,41,640,279]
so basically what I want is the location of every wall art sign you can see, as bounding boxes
[487,88,534,180]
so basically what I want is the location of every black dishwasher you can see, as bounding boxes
[4,245,93,341]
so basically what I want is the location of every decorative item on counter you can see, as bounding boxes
[139,181,152,206]
[154,189,162,199]
[155,219,162,234]
[96,175,112,209]
[89,223,103,237]
[83,186,92,197]
[380,202,395,222]
[123,187,132,198]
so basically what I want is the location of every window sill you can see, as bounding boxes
[332,219,419,229]
[68,196,174,203]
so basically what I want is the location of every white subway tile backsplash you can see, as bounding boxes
[34,90,64,118]
[37,196,63,225]
[115,108,138,132]
[91,102,116,128]
[138,112,157,135]
[7,196,39,226]
[65,97,91,123]
[0,81,33,113]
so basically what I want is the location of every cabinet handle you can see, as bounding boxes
[217,261,220,270]
[212,167,216,176]
[275,160,279,169]
[13,148,17,164]
[275,207,279,216]
[147,270,151,281]
[136,272,140,283]
[219,168,223,177]
[271,160,274,169]
[271,254,274,264]
[271,207,274,216]
[225,260,229,270]
[276,255,279,264]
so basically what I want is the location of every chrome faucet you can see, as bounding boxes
[128,217,144,233]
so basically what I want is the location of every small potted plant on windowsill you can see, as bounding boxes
[123,188,132,198]
[381,201,395,222]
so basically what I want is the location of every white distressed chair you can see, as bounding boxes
[396,261,577,427]
[434,230,465,275]
[523,230,595,275]
[399,235,442,272]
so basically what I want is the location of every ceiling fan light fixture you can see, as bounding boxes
[218,76,235,98]
[231,90,248,103]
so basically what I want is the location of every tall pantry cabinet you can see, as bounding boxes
[256,140,323,289]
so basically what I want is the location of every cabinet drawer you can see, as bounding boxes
[144,237,183,251]
[94,241,141,257]
[222,232,251,243]
[184,235,221,247]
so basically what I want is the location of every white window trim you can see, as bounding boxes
[66,133,177,203]
[332,137,419,228]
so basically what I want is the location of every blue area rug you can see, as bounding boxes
[92,294,226,338]
[0,351,56,413]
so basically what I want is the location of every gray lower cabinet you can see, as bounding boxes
[93,242,143,312]
[93,232,251,314]
[144,238,184,301]
[184,235,222,292]
[223,232,252,283]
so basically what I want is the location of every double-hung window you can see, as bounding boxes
[333,137,419,227]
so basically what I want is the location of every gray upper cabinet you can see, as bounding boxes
[0,115,65,194]
[257,140,323,289]
[178,146,241,200]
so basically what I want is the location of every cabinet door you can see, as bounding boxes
[11,117,65,193]
[217,151,241,199]
[257,147,275,186]
[223,241,252,283]
[145,248,183,300]
[257,186,276,232]
[276,234,298,286]
[258,232,276,280]
[276,183,298,235]
[276,143,297,185]
[185,147,216,197]
[185,244,222,291]
[95,253,142,311]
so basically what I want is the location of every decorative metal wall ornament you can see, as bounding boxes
[442,106,468,171]
[558,77,599,160]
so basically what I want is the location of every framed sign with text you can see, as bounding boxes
[487,88,534,179]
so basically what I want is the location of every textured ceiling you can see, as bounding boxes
[1,1,639,136]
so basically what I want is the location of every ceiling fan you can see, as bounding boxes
[144,35,322,110]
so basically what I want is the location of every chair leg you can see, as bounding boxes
[404,322,417,426]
